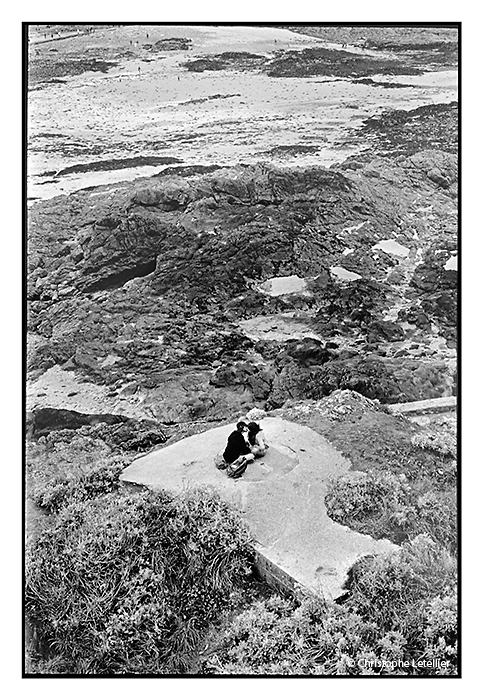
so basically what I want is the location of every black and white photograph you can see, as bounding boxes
[23,20,460,678]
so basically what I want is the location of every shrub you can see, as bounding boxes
[325,470,457,550]
[325,470,417,543]
[25,487,253,674]
[345,535,457,671]
[411,425,457,458]
[347,535,456,620]
[422,593,458,672]
[26,431,113,493]
[318,410,455,486]
[31,457,127,513]
[415,491,457,552]
[202,536,458,676]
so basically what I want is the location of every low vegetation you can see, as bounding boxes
[324,413,457,552]
[31,458,126,513]
[325,470,457,552]
[25,392,458,675]
[202,536,456,675]
[26,449,457,675]
[26,486,254,674]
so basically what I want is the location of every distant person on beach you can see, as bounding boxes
[215,421,254,478]
[247,422,269,457]
[138,66,141,76]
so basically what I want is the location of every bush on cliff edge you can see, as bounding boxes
[25,487,253,674]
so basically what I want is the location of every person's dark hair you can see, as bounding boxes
[247,422,261,435]
[236,421,247,431]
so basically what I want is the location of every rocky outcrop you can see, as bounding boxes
[356,103,458,157]
[210,362,275,401]
[27,141,457,420]
[150,37,192,52]
[183,39,456,79]
[131,176,194,209]
[184,52,266,73]
[28,407,168,450]
[27,151,456,300]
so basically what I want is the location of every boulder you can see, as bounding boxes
[210,361,275,401]
[131,177,193,210]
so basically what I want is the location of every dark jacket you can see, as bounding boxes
[223,430,251,464]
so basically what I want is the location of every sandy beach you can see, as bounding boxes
[28,24,457,200]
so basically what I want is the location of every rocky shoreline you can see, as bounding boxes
[25,26,459,677]
[27,143,457,426]
[26,22,458,520]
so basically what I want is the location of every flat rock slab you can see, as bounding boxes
[121,417,397,599]
[27,366,148,420]
[387,396,456,415]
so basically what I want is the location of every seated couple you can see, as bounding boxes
[216,421,269,479]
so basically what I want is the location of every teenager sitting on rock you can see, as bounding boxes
[215,421,254,478]
[247,421,269,457]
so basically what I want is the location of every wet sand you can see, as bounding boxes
[28,25,457,201]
